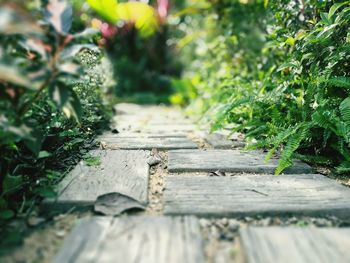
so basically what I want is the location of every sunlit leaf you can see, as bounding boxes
[116,2,159,37]
[44,0,73,34]
[328,2,348,20]
[87,0,119,22]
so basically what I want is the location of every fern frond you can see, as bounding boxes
[325,76,350,89]
[336,161,350,174]
[275,126,309,175]
[340,97,350,123]
[293,153,333,165]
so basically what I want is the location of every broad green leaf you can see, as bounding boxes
[328,2,348,20]
[320,12,331,25]
[2,174,23,195]
[87,0,119,22]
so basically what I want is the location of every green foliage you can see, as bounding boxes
[0,1,111,226]
[178,0,350,174]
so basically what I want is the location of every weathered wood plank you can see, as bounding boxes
[143,124,197,133]
[98,132,188,138]
[203,133,245,149]
[168,150,313,174]
[44,150,150,210]
[54,216,205,263]
[97,136,198,150]
[239,227,350,263]
[164,175,350,218]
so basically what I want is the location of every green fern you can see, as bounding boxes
[340,97,350,123]
[265,125,299,162]
[325,76,350,89]
[275,126,309,175]
[336,160,350,174]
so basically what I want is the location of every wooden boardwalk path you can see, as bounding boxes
[49,103,350,262]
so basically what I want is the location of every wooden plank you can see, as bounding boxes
[168,150,313,174]
[98,132,188,138]
[44,150,150,210]
[203,133,245,149]
[143,124,197,133]
[97,136,198,150]
[54,216,205,263]
[164,175,350,218]
[239,227,350,263]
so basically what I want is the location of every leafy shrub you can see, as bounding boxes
[178,0,350,174]
[0,1,111,225]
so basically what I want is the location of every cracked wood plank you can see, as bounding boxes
[54,216,205,263]
[164,174,350,218]
[43,150,150,210]
[239,227,350,263]
[168,150,313,174]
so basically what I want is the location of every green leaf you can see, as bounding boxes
[328,2,348,21]
[2,174,23,195]
[37,187,57,198]
[0,210,15,220]
[340,98,350,123]
[38,151,52,159]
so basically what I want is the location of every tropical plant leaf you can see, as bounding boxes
[116,2,159,37]
[87,0,119,22]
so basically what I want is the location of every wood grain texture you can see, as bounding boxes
[97,136,198,150]
[44,150,150,210]
[164,174,350,218]
[239,227,350,263]
[54,216,205,263]
[168,150,313,174]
